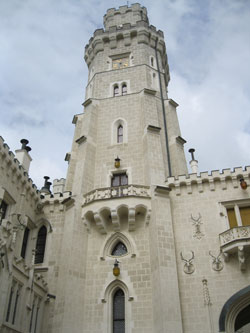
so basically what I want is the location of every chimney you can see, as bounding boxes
[15,139,32,173]
[40,176,52,194]
[188,148,199,174]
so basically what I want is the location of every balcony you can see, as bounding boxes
[82,185,151,233]
[219,226,250,270]
[82,184,151,206]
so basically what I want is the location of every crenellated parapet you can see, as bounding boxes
[0,136,39,201]
[84,18,167,68]
[104,4,149,29]
[165,166,250,195]
[40,191,74,213]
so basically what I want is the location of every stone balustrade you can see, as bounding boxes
[220,226,250,247]
[220,226,250,270]
[82,184,150,206]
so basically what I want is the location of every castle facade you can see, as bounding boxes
[0,4,250,333]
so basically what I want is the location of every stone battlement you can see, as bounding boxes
[84,19,165,67]
[165,166,250,195]
[104,4,148,29]
[0,136,39,198]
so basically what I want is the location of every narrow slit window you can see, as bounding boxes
[114,85,119,97]
[12,288,20,325]
[35,226,47,264]
[6,286,14,322]
[151,57,154,67]
[113,289,125,333]
[21,227,30,259]
[0,200,8,220]
[117,125,123,143]
[122,84,127,95]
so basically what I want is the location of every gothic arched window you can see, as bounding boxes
[122,84,127,95]
[117,125,123,143]
[113,289,125,333]
[111,242,128,256]
[35,226,47,264]
[114,85,119,97]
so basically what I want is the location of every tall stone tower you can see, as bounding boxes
[65,3,187,197]
[54,3,186,332]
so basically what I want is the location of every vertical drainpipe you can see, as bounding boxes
[154,37,172,177]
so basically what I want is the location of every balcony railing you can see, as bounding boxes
[219,225,250,247]
[82,184,151,205]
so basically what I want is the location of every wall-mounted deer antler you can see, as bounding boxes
[180,251,195,274]
[209,251,223,271]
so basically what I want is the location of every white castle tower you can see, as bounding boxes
[56,4,186,331]
[0,4,250,333]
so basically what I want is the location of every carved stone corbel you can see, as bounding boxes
[93,212,107,234]
[111,209,120,231]
[128,208,135,231]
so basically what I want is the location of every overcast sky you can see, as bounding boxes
[0,0,250,188]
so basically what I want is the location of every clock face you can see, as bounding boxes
[112,57,129,69]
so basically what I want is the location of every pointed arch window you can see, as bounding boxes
[35,226,47,264]
[114,85,119,97]
[121,84,127,95]
[113,289,125,333]
[117,125,123,143]
[111,242,128,256]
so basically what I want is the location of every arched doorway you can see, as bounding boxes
[235,304,250,332]
[219,285,250,332]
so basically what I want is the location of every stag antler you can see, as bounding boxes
[180,251,195,274]
[190,213,201,224]
[180,251,194,263]
[209,251,223,271]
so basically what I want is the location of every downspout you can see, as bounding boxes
[154,37,172,177]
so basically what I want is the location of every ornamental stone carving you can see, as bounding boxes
[180,251,195,274]
[190,213,204,239]
[209,251,223,271]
